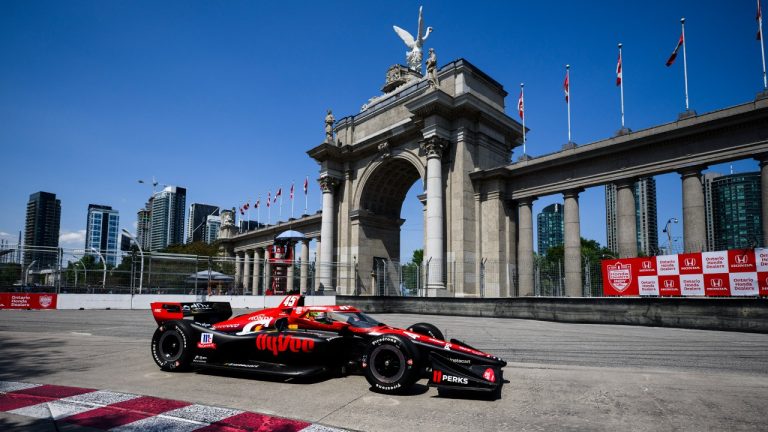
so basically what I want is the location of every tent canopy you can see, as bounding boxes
[276,230,305,240]
[186,270,234,282]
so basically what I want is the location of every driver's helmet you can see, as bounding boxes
[314,312,327,322]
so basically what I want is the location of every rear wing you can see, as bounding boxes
[151,302,232,325]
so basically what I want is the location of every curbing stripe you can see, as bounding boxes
[0,381,351,432]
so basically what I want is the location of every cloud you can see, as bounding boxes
[59,230,86,247]
[0,231,11,237]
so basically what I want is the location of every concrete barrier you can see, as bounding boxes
[55,294,336,310]
[338,296,768,333]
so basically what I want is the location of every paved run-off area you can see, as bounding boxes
[0,309,766,431]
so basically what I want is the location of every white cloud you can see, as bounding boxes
[0,231,11,237]
[59,230,86,247]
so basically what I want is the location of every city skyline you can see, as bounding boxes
[1,1,765,260]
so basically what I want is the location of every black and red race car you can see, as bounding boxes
[150,295,507,398]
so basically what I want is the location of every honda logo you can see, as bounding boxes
[684,258,696,267]
[710,278,723,288]
[664,280,675,288]
[735,255,749,264]
[642,261,652,270]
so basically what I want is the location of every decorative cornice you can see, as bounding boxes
[318,176,340,193]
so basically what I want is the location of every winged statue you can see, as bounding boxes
[393,6,433,74]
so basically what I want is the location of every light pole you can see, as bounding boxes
[663,218,679,255]
[90,247,107,290]
[122,229,144,294]
[24,260,37,287]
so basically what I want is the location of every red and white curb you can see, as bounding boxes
[0,381,348,431]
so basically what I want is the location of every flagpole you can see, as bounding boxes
[681,18,690,111]
[247,201,250,231]
[566,64,572,143]
[520,83,526,155]
[618,43,625,128]
[291,182,295,219]
[257,197,260,227]
[279,186,283,220]
[760,0,767,89]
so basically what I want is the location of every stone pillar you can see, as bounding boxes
[420,136,449,292]
[318,176,339,293]
[517,198,535,296]
[263,246,271,294]
[252,248,263,295]
[563,189,583,297]
[235,252,243,288]
[758,157,768,247]
[299,240,309,293]
[615,179,638,258]
[679,167,707,252]
[286,243,295,293]
[243,250,252,294]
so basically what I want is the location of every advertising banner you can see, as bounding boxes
[602,248,766,297]
[0,293,58,309]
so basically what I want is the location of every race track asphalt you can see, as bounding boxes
[1,308,766,431]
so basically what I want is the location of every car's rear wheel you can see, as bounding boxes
[363,335,420,394]
[406,322,444,340]
[151,320,196,371]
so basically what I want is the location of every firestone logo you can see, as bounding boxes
[607,262,632,292]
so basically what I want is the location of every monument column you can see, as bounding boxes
[263,246,271,294]
[318,176,339,293]
[243,250,252,294]
[563,189,583,297]
[517,197,535,296]
[420,136,449,292]
[235,252,243,288]
[299,240,309,293]
[679,167,707,252]
[615,179,638,258]
[757,156,768,246]
[252,248,263,295]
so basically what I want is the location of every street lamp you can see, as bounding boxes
[90,247,107,290]
[122,229,144,294]
[663,217,679,255]
[24,260,37,287]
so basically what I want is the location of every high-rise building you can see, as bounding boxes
[537,203,563,255]
[704,172,762,251]
[24,191,61,268]
[149,186,187,251]
[85,204,120,266]
[703,172,723,251]
[187,203,219,243]
[136,200,152,251]
[205,215,222,244]
[605,177,659,255]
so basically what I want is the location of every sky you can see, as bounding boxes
[0,0,765,261]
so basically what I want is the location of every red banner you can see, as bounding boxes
[0,293,58,309]
[602,248,766,297]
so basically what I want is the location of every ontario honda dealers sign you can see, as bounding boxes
[0,293,58,309]
[602,248,768,297]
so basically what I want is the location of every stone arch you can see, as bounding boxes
[353,149,425,216]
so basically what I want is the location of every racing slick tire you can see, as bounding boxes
[151,320,196,372]
[406,322,444,340]
[363,335,421,394]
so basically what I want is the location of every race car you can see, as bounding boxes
[150,295,507,398]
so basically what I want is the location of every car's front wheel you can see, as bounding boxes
[406,322,444,340]
[151,320,196,371]
[363,335,420,394]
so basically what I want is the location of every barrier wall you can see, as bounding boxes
[1,294,336,310]
[339,296,768,333]
[602,248,768,297]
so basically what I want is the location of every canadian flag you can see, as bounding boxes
[255,198,260,208]
[517,90,524,120]
[666,34,684,67]
[290,183,294,200]
[303,177,309,195]
[759,0,764,41]
[267,192,271,207]
[563,70,570,103]
[274,188,282,202]
[616,51,623,86]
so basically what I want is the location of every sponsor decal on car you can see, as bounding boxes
[447,357,471,365]
[432,370,469,385]
[483,368,496,383]
[255,333,315,356]
[197,333,216,349]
